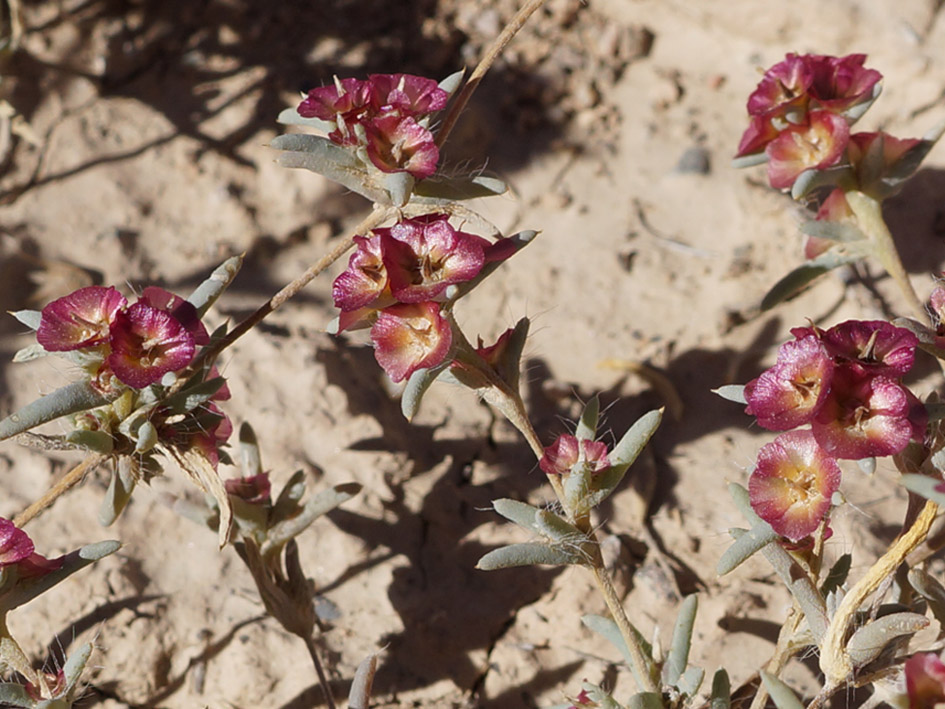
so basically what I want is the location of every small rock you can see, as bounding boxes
[674,146,711,175]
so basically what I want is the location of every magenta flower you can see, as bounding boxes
[365,114,440,178]
[370,302,452,382]
[812,371,925,459]
[298,77,373,146]
[821,320,918,377]
[225,473,272,505]
[745,335,834,430]
[766,111,850,189]
[0,518,34,566]
[106,302,196,388]
[139,286,210,346]
[191,402,233,470]
[906,653,945,709]
[36,285,127,352]
[382,214,488,302]
[367,73,448,115]
[746,53,813,117]
[332,234,392,312]
[805,54,882,112]
[735,113,782,158]
[749,430,841,541]
[539,434,610,477]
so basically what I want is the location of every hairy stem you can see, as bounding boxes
[13,453,105,528]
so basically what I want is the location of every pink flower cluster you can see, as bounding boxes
[539,434,610,477]
[37,285,207,391]
[332,214,512,382]
[298,73,448,179]
[0,517,63,578]
[736,53,887,189]
[745,320,927,541]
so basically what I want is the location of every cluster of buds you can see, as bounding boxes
[331,213,515,382]
[36,285,208,393]
[297,73,448,179]
[744,320,927,541]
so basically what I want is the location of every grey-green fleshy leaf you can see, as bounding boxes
[65,429,114,454]
[677,666,705,698]
[713,385,746,404]
[271,133,387,203]
[61,642,93,695]
[534,509,585,546]
[411,174,507,203]
[709,669,731,709]
[820,553,852,597]
[909,567,945,627]
[664,594,698,686]
[264,483,361,554]
[383,171,415,207]
[0,684,31,707]
[10,309,41,331]
[846,612,929,669]
[12,344,49,363]
[626,692,663,709]
[1,541,121,611]
[348,652,379,709]
[186,255,243,318]
[270,470,307,526]
[133,420,157,453]
[402,358,453,421]
[476,542,585,570]
[799,220,866,243]
[160,377,228,415]
[0,380,112,442]
[492,498,543,534]
[576,395,600,442]
[239,422,263,477]
[99,458,137,526]
[581,614,655,691]
[869,119,945,200]
[717,523,778,576]
[790,164,854,200]
[586,409,663,510]
[901,474,945,505]
[760,672,804,709]
[761,248,861,311]
[438,69,464,98]
[276,107,335,134]
[731,153,767,169]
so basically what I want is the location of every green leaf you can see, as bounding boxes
[626,692,664,709]
[901,474,945,505]
[760,672,804,709]
[677,666,705,698]
[709,669,731,709]
[0,380,112,442]
[581,614,655,692]
[271,134,387,203]
[476,542,585,570]
[159,377,228,415]
[276,107,335,133]
[411,174,507,203]
[664,595,698,686]
[383,171,415,207]
[846,612,929,669]
[270,470,307,526]
[712,385,746,404]
[12,344,49,363]
[401,358,453,421]
[790,164,854,200]
[238,422,263,477]
[717,524,778,576]
[0,684,31,707]
[62,642,93,695]
[576,395,600,441]
[438,69,465,98]
[534,509,585,546]
[610,409,663,469]
[491,498,543,533]
[799,220,865,243]
[64,429,114,454]
[99,458,137,527]
[761,249,861,311]
[186,255,243,318]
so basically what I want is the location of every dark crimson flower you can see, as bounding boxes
[382,214,488,302]
[821,320,918,376]
[106,302,196,388]
[905,653,945,709]
[37,285,126,352]
[766,111,850,189]
[370,302,452,382]
[539,434,610,477]
[332,234,392,312]
[812,371,926,459]
[746,53,813,117]
[139,286,210,346]
[745,336,834,430]
[364,114,439,178]
[749,430,841,541]
[805,54,882,112]
[0,517,34,566]
[367,73,448,115]
[225,473,272,505]
[298,77,373,146]
[735,113,782,158]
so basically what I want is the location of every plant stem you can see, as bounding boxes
[13,453,105,528]
[435,0,549,151]
[303,633,337,709]
[818,498,937,688]
[845,191,928,323]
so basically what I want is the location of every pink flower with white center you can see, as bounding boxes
[821,320,918,377]
[36,285,127,352]
[806,54,882,112]
[332,234,392,312]
[539,434,610,477]
[749,430,841,541]
[226,473,272,505]
[766,111,850,189]
[0,517,34,566]
[746,53,813,117]
[106,302,196,388]
[365,113,440,179]
[905,653,945,709]
[812,370,926,459]
[745,335,834,430]
[370,302,452,382]
[382,214,488,303]
[368,73,448,115]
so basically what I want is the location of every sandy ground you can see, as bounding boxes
[2,0,945,707]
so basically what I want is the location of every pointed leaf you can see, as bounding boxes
[713,385,746,404]
[402,358,452,421]
[761,249,861,311]
[790,164,854,200]
[664,594,698,686]
[62,642,93,693]
[476,542,585,570]
[760,672,804,709]
[438,69,465,98]
[160,377,228,415]
[576,395,600,441]
[271,470,307,526]
[271,133,387,203]
[12,344,49,363]
[820,553,852,597]
[99,458,137,526]
[846,612,929,669]
[677,666,705,698]
[186,255,243,317]
[411,174,507,203]
[610,409,663,469]
[0,380,112,441]
[9,309,41,330]
[709,669,731,709]
[265,482,361,553]
[491,498,543,534]
[64,429,114,454]
[383,171,415,207]
[534,509,586,546]
[901,474,945,506]
[626,693,664,709]
[717,524,778,576]
[348,652,379,709]
[276,107,335,133]
[238,422,263,477]
[799,220,865,243]
[731,153,768,169]
[908,568,945,628]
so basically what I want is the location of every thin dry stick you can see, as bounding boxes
[435,0,548,151]
[13,454,105,527]
[303,634,337,709]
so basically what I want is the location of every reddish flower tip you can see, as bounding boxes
[332,234,391,312]
[0,517,34,567]
[225,473,272,504]
[37,285,127,352]
[370,302,452,382]
[749,430,841,541]
[106,302,196,388]
[539,434,610,476]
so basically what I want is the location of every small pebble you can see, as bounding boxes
[674,146,711,175]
